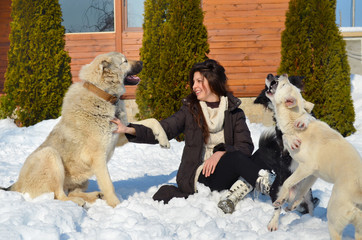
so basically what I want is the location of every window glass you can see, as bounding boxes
[60,0,114,33]
[127,0,145,28]
[336,0,362,27]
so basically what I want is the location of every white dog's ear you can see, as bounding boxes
[285,96,297,108]
[304,100,314,113]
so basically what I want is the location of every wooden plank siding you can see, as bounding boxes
[0,0,290,98]
[0,0,11,92]
[64,32,116,82]
[119,31,143,98]
[202,0,289,96]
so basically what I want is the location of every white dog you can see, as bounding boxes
[266,74,362,240]
[1,52,169,207]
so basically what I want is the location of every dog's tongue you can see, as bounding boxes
[124,75,141,85]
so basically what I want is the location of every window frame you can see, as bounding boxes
[122,0,143,32]
[336,0,361,28]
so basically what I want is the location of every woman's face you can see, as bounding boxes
[192,71,219,102]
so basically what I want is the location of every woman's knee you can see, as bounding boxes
[221,151,250,165]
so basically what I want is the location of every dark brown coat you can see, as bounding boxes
[127,92,254,202]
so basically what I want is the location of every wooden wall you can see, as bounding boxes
[115,0,290,98]
[203,0,289,96]
[0,0,289,98]
[64,33,116,81]
[0,0,11,92]
[64,31,142,99]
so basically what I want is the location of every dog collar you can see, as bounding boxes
[83,82,119,105]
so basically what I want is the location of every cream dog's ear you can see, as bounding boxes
[100,58,112,71]
[79,56,112,82]
[304,100,315,113]
[285,96,297,108]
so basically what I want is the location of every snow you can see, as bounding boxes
[1,75,362,240]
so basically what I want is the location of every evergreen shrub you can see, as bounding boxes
[136,0,209,122]
[2,0,72,127]
[278,0,355,136]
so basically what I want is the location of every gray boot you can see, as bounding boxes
[255,169,276,195]
[218,177,253,214]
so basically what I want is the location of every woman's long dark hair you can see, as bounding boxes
[186,59,228,143]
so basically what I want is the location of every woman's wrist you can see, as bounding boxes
[125,127,136,135]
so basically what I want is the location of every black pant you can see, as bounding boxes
[198,151,262,191]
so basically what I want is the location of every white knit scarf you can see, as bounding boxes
[199,96,228,134]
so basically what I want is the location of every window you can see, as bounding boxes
[60,0,114,33]
[124,0,145,29]
[336,0,362,27]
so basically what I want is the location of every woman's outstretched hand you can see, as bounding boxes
[111,118,136,135]
[111,118,127,134]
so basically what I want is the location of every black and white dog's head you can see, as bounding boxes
[254,73,305,111]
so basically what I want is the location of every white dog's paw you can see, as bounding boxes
[268,217,279,232]
[294,119,308,130]
[273,186,289,208]
[273,196,287,208]
[283,134,301,150]
[294,115,313,131]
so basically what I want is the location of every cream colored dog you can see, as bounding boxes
[266,74,362,240]
[2,52,169,207]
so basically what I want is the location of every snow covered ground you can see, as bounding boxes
[0,75,361,240]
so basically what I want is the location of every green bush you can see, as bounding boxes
[2,0,72,127]
[136,0,209,121]
[278,0,355,136]
[135,0,168,120]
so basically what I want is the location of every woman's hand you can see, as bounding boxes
[202,151,225,177]
[110,118,136,135]
[111,118,127,133]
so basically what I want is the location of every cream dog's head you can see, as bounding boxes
[79,52,142,96]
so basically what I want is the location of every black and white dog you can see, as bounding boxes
[252,74,319,231]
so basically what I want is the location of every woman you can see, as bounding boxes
[113,59,275,213]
